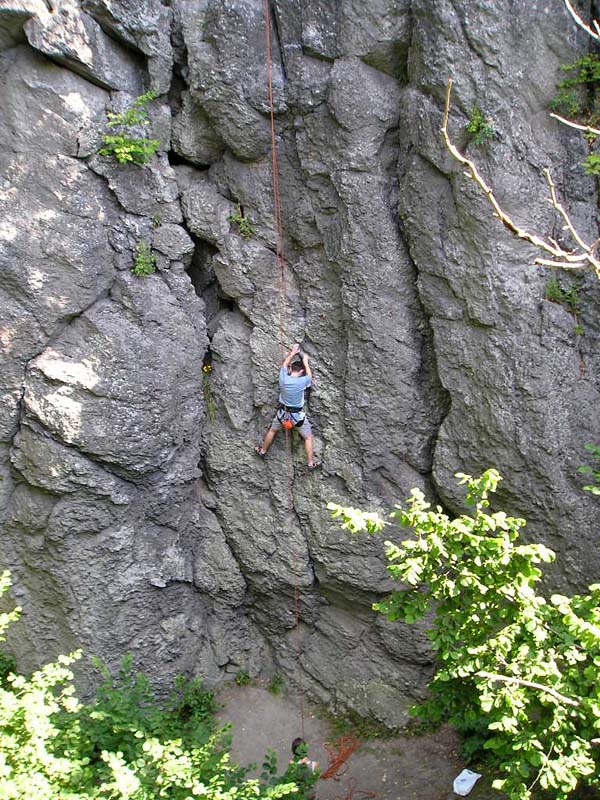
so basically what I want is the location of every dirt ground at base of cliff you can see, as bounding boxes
[217,682,499,800]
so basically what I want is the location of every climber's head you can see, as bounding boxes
[289,356,306,376]
[291,737,308,757]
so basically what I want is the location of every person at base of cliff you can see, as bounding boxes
[284,737,320,800]
[254,343,320,469]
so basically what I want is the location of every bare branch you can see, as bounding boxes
[563,0,600,42]
[441,79,600,281]
[476,670,580,707]
[543,168,590,251]
[527,744,555,795]
[550,112,600,138]
[535,258,592,270]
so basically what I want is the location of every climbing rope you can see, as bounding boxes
[320,734,361,780]
[263,0,305,741]
[263,6,366,786]
[263,0,289,357]
[321,735,378,800]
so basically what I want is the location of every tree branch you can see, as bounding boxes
[550,112,600,139]
[543,168,590,251]
[563,0,600,43]
[476,670,580,707]
[441,79,600,281]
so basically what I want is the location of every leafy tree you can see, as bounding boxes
[0,570,296,799]
[329,471,600,800]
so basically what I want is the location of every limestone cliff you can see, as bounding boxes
[0,0,598,727]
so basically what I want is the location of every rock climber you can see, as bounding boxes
[285,737,320,800]
[255,343,319,469]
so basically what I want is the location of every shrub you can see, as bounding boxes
[132,240,157,277]
[229,204,255,238]
[261,746,320,800]
[0,650,16,687]
[235,670,251,686]
[99,90,160,165]
[267,673,283,696]
[583,152,600,175]
[550,53,600,126]
[465,106,495,145]
[0,571,297,799]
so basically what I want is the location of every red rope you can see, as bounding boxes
[263,0,288,358]
[262,11,370,793]
[263,0,304,740]
[320,734,362,781]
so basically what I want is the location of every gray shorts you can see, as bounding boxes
[270,411,313,439]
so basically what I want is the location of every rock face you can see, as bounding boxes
[0,0,598,725]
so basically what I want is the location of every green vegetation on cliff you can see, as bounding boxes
[99,90,160,166]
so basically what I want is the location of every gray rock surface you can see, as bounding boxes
[1,0,598,727]
[24,0,144,92]
[81,0,173,94]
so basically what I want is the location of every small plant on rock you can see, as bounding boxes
[578,443,600,495]
[545,276,582,330]
[267,673,283,696]
[99,90,160,165]
[465,106,495,145]
[583,151,600,175]
[550,53,600,125]
[229,204,255,238]
[235,670,251,686]
[132,241,157,277]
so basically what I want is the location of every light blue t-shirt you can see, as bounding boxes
[279,367,311,408]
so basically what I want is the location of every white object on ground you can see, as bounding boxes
[453,768,482,796]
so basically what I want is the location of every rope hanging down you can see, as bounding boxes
[262,11,369,797]
[263,0,289,355]
[263,0,305,740]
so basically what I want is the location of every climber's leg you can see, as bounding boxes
[256,417,280,457]
[297,418,319,468]
[261,426,278,453]
[303,434,314,465]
